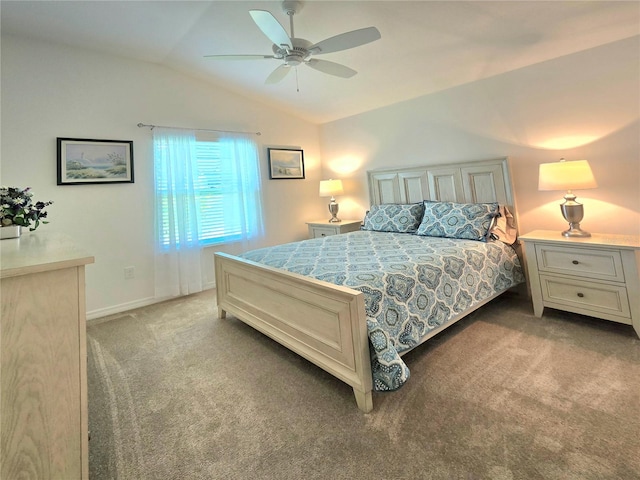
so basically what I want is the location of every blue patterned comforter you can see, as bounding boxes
[241,230,524,391]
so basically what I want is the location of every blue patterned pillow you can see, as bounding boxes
[415,201,499,241]
[362,203,425,233]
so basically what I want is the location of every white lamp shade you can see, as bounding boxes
[538,160,597,191]
[319,179,344,197]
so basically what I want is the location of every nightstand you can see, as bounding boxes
[519,230,640,337]
[306,219,362,239]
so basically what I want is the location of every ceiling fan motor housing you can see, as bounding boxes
[273,38,312,66]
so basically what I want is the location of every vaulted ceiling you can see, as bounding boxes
[2,1,639,123]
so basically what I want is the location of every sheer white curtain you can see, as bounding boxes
[218,133,264,248]
[153,127,205,298]
[152,128,265,299]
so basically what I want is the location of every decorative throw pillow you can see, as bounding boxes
[415,201,499,241]
[362,203,425,233]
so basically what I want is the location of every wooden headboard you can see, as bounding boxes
[367,157,515,213]
[367,157,524,276]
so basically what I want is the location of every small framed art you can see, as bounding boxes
[268,148,305,179]
[57,137,134,185]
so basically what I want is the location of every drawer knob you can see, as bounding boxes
[577,292,584,298]
[321,233,326,237]
[572,260,579,265]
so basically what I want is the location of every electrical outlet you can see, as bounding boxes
[124,266,135,279]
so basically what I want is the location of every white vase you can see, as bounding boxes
[0,225,22,239]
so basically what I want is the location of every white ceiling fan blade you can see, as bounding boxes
[249,10,291,48]
[306,59,357,78]
[265,64,292,84]
[309,27,381,55]
[204,54,276,60]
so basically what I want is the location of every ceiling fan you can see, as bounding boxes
[205,0,381,84]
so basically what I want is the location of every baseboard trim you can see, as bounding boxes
[87,281,217,321]
[87,296,159,321]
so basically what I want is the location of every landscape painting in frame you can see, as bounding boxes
[268,148,305,179]
[57,138,134,185]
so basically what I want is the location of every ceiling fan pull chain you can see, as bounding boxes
[295,67,300,92]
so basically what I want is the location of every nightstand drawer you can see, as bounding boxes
[540,274,631,319]
[535,245,625,282]
[310,226,338,238]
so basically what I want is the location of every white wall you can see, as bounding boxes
[1,35,326,318]
[320,36,640,237]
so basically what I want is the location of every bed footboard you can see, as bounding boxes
[214,252,374,412]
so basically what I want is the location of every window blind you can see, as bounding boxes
[194,141,243,245]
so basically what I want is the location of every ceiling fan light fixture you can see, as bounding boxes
[285,55,303,66]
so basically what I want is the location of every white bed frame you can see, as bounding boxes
[215,157,517,412]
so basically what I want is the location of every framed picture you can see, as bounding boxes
[57,138,134,185]
[268,148,305,180]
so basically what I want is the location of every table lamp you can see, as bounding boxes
[538,159,597,237]
[319,179,344,223]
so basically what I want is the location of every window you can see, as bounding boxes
[154,129,264,250]
[193,140,243,245]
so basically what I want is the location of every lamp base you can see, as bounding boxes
[560,195,590,237]
[562,223,591,237]
[328,201,341,223]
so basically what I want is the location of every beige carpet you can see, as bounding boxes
[87,290,640,480]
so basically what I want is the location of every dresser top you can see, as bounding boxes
[0,231,94,278]
[519,230,640,249]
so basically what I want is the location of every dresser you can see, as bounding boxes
[306,219,362,239]
[1,232,94,479]
[519,230,640,337]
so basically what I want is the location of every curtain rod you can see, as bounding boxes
[137,123,261,136]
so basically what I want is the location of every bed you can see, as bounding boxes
[214,158,524,412]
